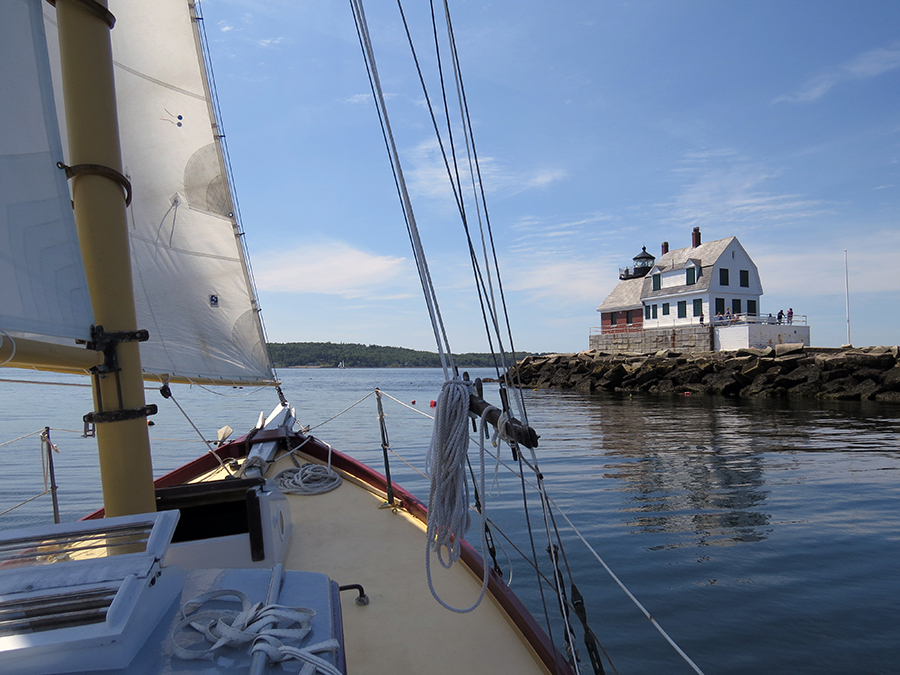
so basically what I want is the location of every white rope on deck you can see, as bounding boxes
[170,588,342,674]
[274,463,342,496]
[274,437,342,496]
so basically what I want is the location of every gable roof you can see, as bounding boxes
[654,236,735,272]
[598,235,751,312]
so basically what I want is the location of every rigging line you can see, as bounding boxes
[550,504,707,675]
[487,514,619,675]
[351,0,452,370]
[0,491,52,519]
[302,389,377,432]
[377,390,437,419]
[395,2,467,219]
[440,0,496,330]
[158,385,232,475]
[529,451,582,672]
[352,0,455,378]
[190,381,275,398]
[423,2,513,382]
[395,1,507,381]
[428,0,467,220]
[515,449,567,675]
[438,1,529,421]
[0,429,45,449]
[396,0,512,388]
[0,377,91,388]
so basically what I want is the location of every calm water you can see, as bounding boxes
[2,368,899,674]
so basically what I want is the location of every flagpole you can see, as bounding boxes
[844,249,851,346]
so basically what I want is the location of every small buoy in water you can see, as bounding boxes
[411,400,416,405]
[430,400,436,408]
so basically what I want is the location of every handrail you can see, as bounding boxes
[591,313,809,334]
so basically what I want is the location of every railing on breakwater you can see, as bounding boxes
[591,313,808,336]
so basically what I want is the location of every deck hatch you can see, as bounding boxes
[0,511,182,675]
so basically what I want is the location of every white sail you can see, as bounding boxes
[0,0,93,344]
[107,0,272,384]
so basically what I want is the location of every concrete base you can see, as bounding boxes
[589,325,713,353]
[715,324,811,351]
[589,323,811,354]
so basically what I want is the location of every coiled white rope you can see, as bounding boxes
[275,463,342,496]
[169,588,341,674]
[273,437,343,496]
[425,380,473,564]
[425,379,491,613]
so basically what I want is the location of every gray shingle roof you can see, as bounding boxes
[598,236,739,311]
[655,237,734,271]
[597,276,644,312]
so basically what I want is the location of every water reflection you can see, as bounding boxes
[522,391,900,551]
[586,397,771,546]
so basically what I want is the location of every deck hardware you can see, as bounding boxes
[469,378,539,451]
[374,389,396,506]
[339,584,369,606]
[572,582,606,675]
[83,404,157,425]
[57,160,131,204]
[86,325,150,375]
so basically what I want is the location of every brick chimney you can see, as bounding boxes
[692,227,701,247]
[661,241,669,256]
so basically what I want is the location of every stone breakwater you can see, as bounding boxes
[507,344,900,402]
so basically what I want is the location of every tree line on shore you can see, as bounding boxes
[268,342,534,369]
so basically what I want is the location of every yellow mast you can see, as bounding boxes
[55,0,156,517]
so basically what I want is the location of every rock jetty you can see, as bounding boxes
[507,345,900,402]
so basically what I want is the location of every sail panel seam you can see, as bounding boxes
[112,61,207,103]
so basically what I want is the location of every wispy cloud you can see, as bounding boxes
[774,42,900,104]
[505,258,610,304]
[661,149,830,226]
[403,139,567,202]
[253,240,410,298]
[755,229,900,296]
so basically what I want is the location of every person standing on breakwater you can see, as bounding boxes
[778,309,784,324]
[787,308,794,324]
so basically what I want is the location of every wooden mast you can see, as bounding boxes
[55,0,156,517]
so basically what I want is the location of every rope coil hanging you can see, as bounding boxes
[425,379,492,613]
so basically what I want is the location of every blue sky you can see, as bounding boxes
[199,1,899,353]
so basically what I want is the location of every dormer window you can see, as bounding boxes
[652,273,661,291]
[686,268,696,285]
